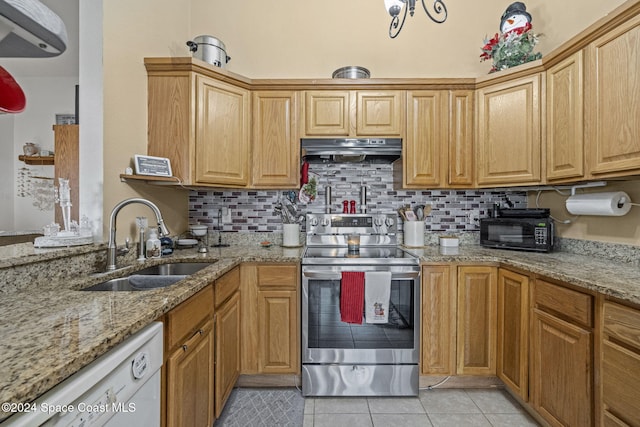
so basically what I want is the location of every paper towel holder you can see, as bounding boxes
[568,181,607,196]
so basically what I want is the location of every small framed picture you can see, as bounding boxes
[134,155,173,177]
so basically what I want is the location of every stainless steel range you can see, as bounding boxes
[301,213,421,396]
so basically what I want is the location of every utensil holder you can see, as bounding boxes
[283,224,300,247]
[404,222,424,247]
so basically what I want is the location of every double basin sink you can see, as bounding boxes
[82,262,214,291]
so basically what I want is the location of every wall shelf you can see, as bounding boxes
[119,174,183,186]
[18,155,55,165]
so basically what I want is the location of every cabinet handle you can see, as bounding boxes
[181,328,205,352]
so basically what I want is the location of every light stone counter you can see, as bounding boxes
[0,242,638,422]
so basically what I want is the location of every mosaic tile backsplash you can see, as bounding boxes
[189,162,527,234]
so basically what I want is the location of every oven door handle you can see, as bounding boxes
[303,271,420,280]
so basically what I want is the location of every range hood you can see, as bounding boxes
[301,138,402,163]
[0,0,68,57]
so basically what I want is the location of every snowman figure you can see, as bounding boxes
[500,2,532,34]
[480,2,542,73]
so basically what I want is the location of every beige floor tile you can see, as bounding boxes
[428,413,492,427]
[484,413,541,426]
[465,389,523,413]
[314,413,373,427]
[314,397,370,414]
[419,389,481,414]
[372,413,433,427]
[367,397,425,414]
[303,414,315,427]
[304,398,315,415]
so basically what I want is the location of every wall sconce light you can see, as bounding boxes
[384,0,447,38]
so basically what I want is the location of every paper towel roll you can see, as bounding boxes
[565,192,632,216]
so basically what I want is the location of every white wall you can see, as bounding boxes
[0,116,14,230]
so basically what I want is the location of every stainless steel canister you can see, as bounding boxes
[186,35,231,68]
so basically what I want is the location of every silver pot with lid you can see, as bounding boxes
[186,35,231,68]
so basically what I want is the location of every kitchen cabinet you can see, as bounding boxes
[401,90,473,189]
[546,51,585,182]
[213,267,241,418]
[240,263,300,375]
[585,14,640,178]
[421,265,456,375]
[456,266,497,375]
[403,91,448,188]
[531,278,594,427]
[145,59,250,187]
[476,75,542,186]
[600,300,640,426]
[252,91,300,188]
[497,268,529,401]
[302,90,404,137]
[164,285,215,427]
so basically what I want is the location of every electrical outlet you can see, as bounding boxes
[221,207,232,223]
[467,211,479,225]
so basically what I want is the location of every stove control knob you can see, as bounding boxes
[308,216,318,227]
[320,217,330,227]
[385,217,395,227]
[374,217,384,226]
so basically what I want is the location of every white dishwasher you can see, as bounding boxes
[3,321,163,427]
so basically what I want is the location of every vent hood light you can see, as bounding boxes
[301,138,402,163]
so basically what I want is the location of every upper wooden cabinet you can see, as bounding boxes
[401,90,473,189]
[546,51,585,182]
[195,75,250,186]
[252,91,300,188]
[476,75,542,186]
[585,14,640,178]
[302,90,404,138]
[146,62,250,187]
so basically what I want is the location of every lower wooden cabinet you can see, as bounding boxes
[164,284,215,427]
[531,278,594,427]
[457,266,497,375]
[600,300,640,426]
[214,291,241,417]
[240,263,300,375]
[497,268,529,401]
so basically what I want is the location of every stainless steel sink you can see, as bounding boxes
[133,262,213,276]
[81,262,215,291]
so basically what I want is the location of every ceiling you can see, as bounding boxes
[1,0,79,78]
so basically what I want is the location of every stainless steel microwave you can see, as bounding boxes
[480,209,554,253]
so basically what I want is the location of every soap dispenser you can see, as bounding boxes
[146,228,161,258]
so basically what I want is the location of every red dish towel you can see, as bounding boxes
[340,272,365,324]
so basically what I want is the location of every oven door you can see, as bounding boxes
[302,264,420,365]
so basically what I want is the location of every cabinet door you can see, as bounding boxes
[585,14,640,177]
[404,91,447,187]
[303,91,350,136]
[421,265,456,375]
[215,292,240,418]
[546,51,584,181]
[195,75,250,186]
[456,266,497,375]
[476,75,541,186]
[448,90,475,187]
[166,320,214,427]
[497,269,529,401]
[356,91,404,136]
[531,309,593,427]
[258,289,299,374]
[252,91,299,188]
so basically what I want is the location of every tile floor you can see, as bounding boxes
[303,388,540,427]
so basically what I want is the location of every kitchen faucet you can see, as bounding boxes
[106,198,170,271]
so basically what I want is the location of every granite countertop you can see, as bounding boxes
[1,242,639,422]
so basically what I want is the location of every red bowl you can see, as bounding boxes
[0,67,26,113]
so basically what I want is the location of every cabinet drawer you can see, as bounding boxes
[603,301,640,350]
[256,264,298,289]
[215,266,240,308]
[166,285,214,350]
[534,279,592,327]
